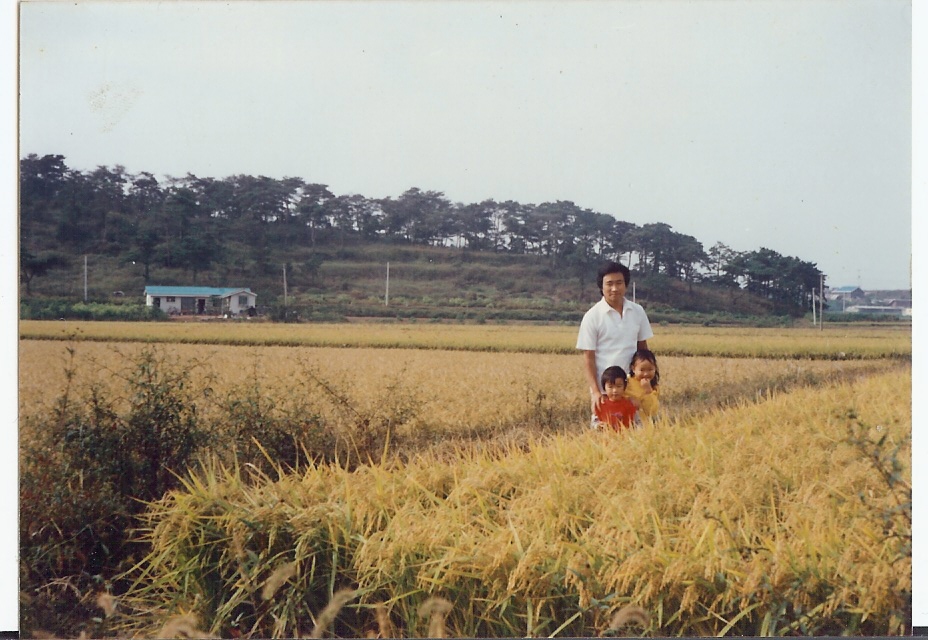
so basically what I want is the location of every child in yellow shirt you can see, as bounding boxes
[625,349,660,420]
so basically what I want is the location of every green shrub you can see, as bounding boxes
[219,360,336,474]
[20,298,167,321]
[20,347,212,636]
[824,312,911,324]
[20,343,433,636]
[267,303,305,323]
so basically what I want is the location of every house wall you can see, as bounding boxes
[146,294,184,315]
[227,293,257,315]
[146,295,212,315]
[146,291,257,315]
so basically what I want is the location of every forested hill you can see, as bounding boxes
[20,154,824,321]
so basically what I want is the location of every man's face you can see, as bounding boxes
[602,272,627,308]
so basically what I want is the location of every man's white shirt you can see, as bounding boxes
[576,297,654,387]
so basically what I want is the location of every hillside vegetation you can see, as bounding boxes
[21,154,844,323]
[22,242,824,326]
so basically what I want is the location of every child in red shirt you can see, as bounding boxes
[593,366,638,431]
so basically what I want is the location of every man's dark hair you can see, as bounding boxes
[597,261,631,293]
[601,365,629,389]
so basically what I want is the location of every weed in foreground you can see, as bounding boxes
[20,346,212,637]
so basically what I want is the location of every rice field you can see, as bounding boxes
[18,340,893,444]
[113,370,911,637]
[18,319,913,359]
[17,321,912,637]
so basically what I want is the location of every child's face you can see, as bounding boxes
[632,359,657,382]
[603,379,627,401]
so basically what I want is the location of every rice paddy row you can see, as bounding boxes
[19,320,912,359]
[19,340,894,441]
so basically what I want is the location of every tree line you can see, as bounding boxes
[20,153,823,312]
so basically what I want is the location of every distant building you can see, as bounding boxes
[827,286,867,301]
[144,286,257,316]
[845,305,906,317]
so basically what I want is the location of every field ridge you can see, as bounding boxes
[19,320,913,359]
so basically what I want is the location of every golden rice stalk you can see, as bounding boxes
[95,591,117,617]
[308,588,359,639]
[261,561,297,600]
[375,603,395,638]
[418,597,453,639]
[601,605,650,636]
[156,613,219,639]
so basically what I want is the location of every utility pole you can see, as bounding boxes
[812,288,817,326]
[819,274,825,331]
[83,255,88,302]
[385,262,390,306]
[283,265,288,306]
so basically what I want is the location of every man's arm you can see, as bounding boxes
[582,350,604,408]
[637,340,649,351]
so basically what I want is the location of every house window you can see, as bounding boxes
[239,295,248,307]
[166,296,176,302]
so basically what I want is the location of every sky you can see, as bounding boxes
[4,0,926,634]
[15,0,914,291]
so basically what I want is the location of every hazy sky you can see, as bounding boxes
[17,0,913,290]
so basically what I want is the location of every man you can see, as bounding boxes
[576,261,653,416]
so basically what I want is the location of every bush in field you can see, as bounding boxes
[220,359,336,474]
[19,345,430,637]
[20,298,167,321]
[19,347,211,635]
[266,303,306,323]
[294,360,425,466]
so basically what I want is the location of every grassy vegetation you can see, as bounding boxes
[18,323,912,637]
[20,298,167,321]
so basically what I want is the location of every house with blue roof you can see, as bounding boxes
[144,286,257,316]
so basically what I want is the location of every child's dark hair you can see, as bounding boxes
[629,349,660,386]
[601,365,628,389]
